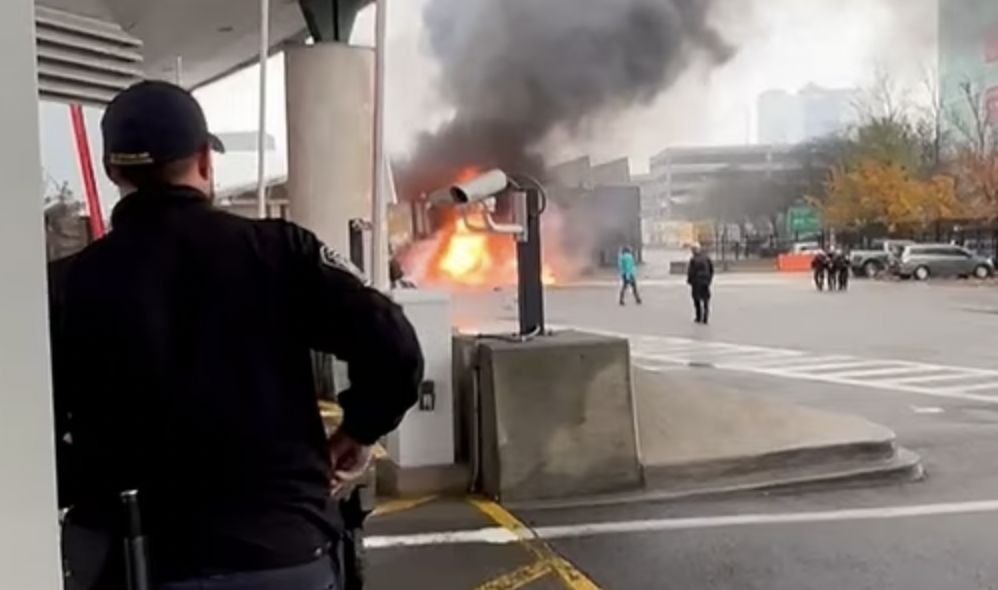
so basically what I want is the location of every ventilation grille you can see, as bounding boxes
[36,6,143,106]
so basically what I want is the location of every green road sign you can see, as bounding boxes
[786,205,821,235]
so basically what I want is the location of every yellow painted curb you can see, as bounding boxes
[468,498,605,590]
[470,561,551,590]
[372,495,437,518]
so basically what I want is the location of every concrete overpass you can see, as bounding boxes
[34,0,371,103]
[2,0,378,586]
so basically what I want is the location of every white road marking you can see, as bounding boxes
[779,360,889,373]
[887,371,997,385]
[364,527,518,549]
[364,500,998,549]
[565,326,998,404]
[828,365,941,380]
[942,381,998,393]
[911,406,945,414]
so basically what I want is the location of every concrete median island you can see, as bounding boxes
[631,368,922,500]
[443,329,922,508]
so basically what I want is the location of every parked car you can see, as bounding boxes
[789,241,823,255]
[849,239,915,278]
[890,243,994,280]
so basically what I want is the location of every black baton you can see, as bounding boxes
[121,490,151,590]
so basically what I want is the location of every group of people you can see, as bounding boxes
[810,248,851,291]
[50,81,424,590]
[618,244,714,325]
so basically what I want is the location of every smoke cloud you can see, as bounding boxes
[396,0,737,196]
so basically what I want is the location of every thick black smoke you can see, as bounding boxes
[396,0,735,197]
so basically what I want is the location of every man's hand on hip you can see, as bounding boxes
[328,428,373,497]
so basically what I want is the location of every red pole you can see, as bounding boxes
[69,104,106,239]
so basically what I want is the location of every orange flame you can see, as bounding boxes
[431,212,556,287]
[423,166,556,287]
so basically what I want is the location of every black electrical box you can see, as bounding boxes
[418,380,436,411]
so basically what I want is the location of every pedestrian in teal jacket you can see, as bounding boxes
[618,246,642,305]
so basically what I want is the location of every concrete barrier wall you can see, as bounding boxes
[457,331,643,502]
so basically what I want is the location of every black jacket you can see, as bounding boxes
[687,252,714,287]
[49,186,423,581]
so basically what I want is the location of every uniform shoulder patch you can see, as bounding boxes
[320,245,370,285]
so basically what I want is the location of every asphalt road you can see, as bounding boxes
[375,275,998,590]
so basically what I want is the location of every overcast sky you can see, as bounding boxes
[40,0,938,204]
[200,0,939,170]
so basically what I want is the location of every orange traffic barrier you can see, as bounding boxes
[777,253,815,272]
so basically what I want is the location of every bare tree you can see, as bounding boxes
[947,80,998,219]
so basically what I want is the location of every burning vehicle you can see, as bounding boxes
[389,166,642,289]
[387,0,731,289]
[389,167,556,288]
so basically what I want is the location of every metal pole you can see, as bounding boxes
[516,188,545,335]
[370,0,390,291]
[69,104,105,239]
[348,219,366,273]
[255,0,271,219]
[174,56,183,86]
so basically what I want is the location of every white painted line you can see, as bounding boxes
[941,381,998,393]
[685,347,798,360]
[884,371,997,385]
[567,325,998,404]
[634,361,689,372]
[775,360,888,373]
[364,500,998,549]
[364,527,518,549]
[910,406,945,414]
[709,351,807,365]
[760,369,998,404]
[641,343,714,355]
[717,352,821,368]
[735,354,854,368]
[828,365,940,380]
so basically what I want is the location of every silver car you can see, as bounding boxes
[893,243,994,280]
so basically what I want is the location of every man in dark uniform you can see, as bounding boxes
[832,248,850,291]
[811,249,829,291]
[50,81,424,590]
[686,243,714,324]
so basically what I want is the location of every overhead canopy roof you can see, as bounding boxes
[37,0,371,102]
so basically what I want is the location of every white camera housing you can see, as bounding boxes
[425,168,525,237]
[449,169,509,204]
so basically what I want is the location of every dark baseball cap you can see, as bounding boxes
[101,80,225,167]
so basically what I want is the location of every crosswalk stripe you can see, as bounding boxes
[941,381,998,393]
[559,324,998,404]
[772,360,887,373]
[885,372,995,385]
[828,365,942,380]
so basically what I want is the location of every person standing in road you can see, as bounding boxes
[833,248,850,291]
[50,80,424,590]
[687,243,714,324]
[811,249,829,291]
[618,245,642,305]
[826,249,840,291]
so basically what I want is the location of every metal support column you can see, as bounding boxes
[516,188,545,335]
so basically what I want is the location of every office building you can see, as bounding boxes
[938,0,998,133]
[756,85,859,145]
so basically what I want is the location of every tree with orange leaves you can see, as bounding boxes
[820,157,961,231]
[808,92,964,231]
